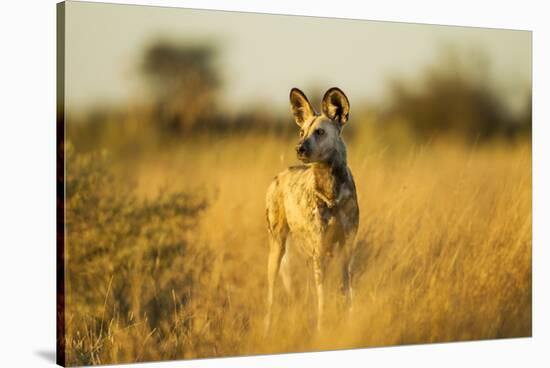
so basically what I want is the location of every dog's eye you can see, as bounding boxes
[316,128,325,136]
[299,130,305,137]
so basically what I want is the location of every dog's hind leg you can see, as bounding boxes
[340,232,357,313]
[341,253,354,311]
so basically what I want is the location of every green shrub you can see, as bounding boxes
[64,142,213,364]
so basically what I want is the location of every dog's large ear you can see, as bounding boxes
[290,88,315,127]
[322,87,350,125]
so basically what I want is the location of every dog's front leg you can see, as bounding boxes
[312,254,325,332]
[265,236,286,334]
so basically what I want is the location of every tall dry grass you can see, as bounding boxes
[64,124,531,366]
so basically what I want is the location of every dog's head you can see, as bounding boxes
[289,87,351,164]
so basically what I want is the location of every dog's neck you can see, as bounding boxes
[311,146,349,208]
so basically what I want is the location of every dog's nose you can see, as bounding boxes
[296,144,306,154]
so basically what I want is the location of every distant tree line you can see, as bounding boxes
[68,41,531,154]
[383,49,531,142]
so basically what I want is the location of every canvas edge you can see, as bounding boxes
[56,1,67,367]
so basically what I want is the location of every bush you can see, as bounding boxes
[64,142,215,365]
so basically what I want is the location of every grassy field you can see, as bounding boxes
[63,125,531,365]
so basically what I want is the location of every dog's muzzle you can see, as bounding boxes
[296,140,310,160]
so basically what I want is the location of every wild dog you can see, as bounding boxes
[265,87,359,332]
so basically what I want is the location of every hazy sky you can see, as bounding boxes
[64,1,531,114]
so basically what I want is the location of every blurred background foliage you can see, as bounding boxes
[141,42,221,132]
[67,40,531,157]
[384,47,531,142]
